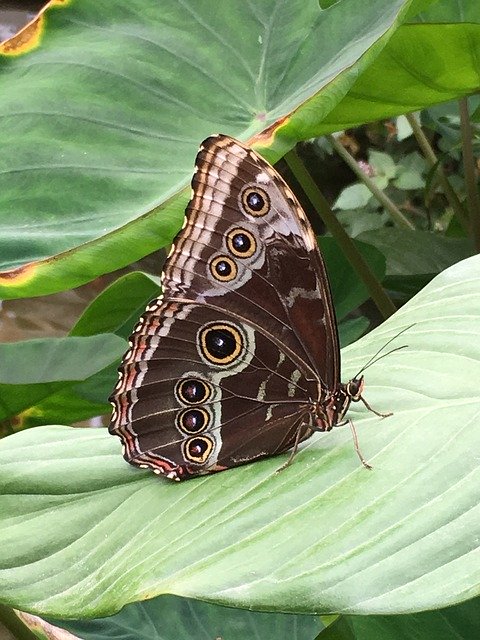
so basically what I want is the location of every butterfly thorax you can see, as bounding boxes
[313,375,364,432]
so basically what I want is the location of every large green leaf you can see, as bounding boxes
[0,0,416,298]
[1,254,480,618]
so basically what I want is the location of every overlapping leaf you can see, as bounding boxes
[322,596,480,640]
[0,334,125,424]
[45,595,324,640]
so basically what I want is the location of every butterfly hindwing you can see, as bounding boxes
[111,301,314,478]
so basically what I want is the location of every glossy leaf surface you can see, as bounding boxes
[1,255,480,617]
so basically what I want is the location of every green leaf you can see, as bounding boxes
[320,0,434,11]
[395,114,415,140]
[423,97,480,157]
[15,273,161,428]
[317,16,480,134]
[368,151,396,181]
[46,595,324,640]
[0,335,126,422]
[358,228,472,275]
[70,272,160,338]
[338,317,370,348]
[383,273,433,298]
[414,0,479,22]
[393,151,426,190]
[20,391,109,431]
[322,596,480,640]
[2,254,480,618]
[319,238,386,320]
[0,336,124,385]
[334,176,389,210]
[404,0,439,20]
[334,184,373,210]
[0,0,416,298]
[393,170,424,191]
[20,361,120,430]
[336,210,388,237]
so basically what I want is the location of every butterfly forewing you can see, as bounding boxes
[163,136,340,385]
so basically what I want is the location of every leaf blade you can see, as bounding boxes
[1,256,480,617]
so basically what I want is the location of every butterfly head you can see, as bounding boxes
[314,375,365,431]
[345,375,365,402]
[334,375,365,423]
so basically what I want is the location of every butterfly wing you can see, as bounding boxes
[111,301,313,479]
[163,135,340,387]
[109,135,341,479]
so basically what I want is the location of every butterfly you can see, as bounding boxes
[109,135,387,481]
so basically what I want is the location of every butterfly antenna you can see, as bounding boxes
[353,323,415,379]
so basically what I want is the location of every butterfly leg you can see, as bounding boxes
[348,419,372,470]
[275,424,304,473]
[359,395,392,419]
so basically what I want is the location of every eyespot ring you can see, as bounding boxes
[182,435,214,464]
[198,322,243,365]
[176,408,210,434]
[210,255,237,282]
[175,378,212,405]
[240,186,270,217]
[226,227,257,258]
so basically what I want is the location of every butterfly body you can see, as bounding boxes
[109,135,367,481]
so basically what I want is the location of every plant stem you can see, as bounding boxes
[0,605,38,640]
[326,134,414,229]
[406,112,470,234]
[285,147,396,320]
[459,97,480,252]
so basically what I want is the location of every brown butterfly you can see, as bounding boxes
[109,135,387,481]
